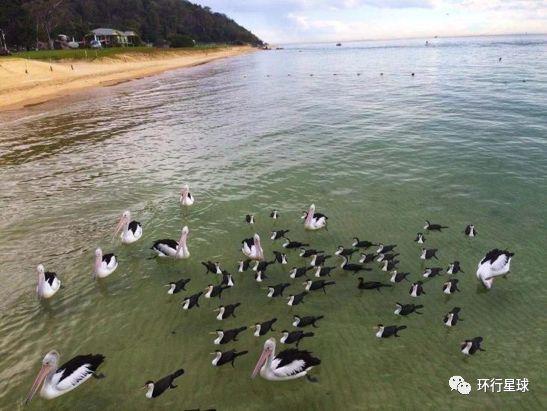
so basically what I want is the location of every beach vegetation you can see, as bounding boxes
[168,34,195,48]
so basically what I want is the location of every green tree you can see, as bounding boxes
[168,33,194,48]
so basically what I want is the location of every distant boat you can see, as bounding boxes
[336,43,342,47]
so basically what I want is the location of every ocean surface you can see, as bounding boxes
[0,35,546,410]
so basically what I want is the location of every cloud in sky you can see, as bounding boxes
[195,0,547,43]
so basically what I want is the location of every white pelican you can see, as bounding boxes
[114,210,142,244]
[151,226,190,258]
[303,204,327,230]
[93,248,118,279]
[180,184,194,206]
[476,249,514,289]
[36,264,61,299]
[241,234,264,261]
[25,350,105,404]
[251,337,320,381]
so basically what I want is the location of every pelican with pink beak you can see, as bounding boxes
[94,248,118,279]
[36,264,61,299]
[151,226,190,258]
[25,350,105,404]
[114,210,142,244]
[251,337,321,381]
[180,184,194,206]
[241,234,264,261]
[303,204,327,230]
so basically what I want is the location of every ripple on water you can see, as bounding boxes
[0,35,546,409]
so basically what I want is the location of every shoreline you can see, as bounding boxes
[0,46,256,112]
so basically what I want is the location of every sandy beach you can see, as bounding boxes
[0,46,255,111]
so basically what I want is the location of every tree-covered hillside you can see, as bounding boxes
[0,0,263,49]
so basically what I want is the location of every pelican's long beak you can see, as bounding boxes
[251,348,271,378]
[25,364,52,404]
[113,215,126,239]
[208,332,217,335]
[213,308,220,312]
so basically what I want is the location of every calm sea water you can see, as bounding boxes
[0,35,546,410]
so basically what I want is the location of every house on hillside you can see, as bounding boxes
[122,31,141,46]
[84,28,141,47]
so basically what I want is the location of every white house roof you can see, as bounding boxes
[91,28,124,36]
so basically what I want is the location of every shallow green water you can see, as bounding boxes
[0,35,546,410]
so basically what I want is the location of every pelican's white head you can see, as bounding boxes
[304,204,316,225]
[253,234,264,260]
[36,264,46,296]
[176,226,189,254]
[114,210,130,237]
[93,248,103,277]
[252,338,276,378]
[25,350,60,404]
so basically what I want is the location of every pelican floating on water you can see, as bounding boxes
[303,204,327,230]
[242,234,264,260]
[211,350,248,367]
[36,264,61,299]
[114,210,142,244]
[94,248,118,279]
[251,337,320,381]
[180,184,194,206]
[25,350,105,403]
[143,369,184,399]
[476,249,513,289]
[152,226,190,258]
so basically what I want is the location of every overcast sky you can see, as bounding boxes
[194,0,547,43]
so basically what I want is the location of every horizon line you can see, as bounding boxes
[267,31,547,46]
